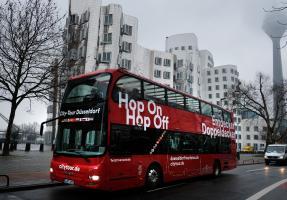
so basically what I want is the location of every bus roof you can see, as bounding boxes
[69,68,232,113]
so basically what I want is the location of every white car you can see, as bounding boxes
[264,144,287,165]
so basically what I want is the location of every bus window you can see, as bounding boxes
[186,97,200,113]
[168,133,181,154]
[64,73,111,104]
[143,81,166,104]
[182,134,200,154]
[113,76,142,102]
[166,90,185,109]
[201,102,212,117]
[213,106,223,120]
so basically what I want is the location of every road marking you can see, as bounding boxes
[246,168,266,173]
[246,178,287,200]
[147,183,186,193]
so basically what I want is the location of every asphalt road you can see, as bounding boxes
[1,164,286,200]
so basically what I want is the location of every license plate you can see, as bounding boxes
[64,179,74,185]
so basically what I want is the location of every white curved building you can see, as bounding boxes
[166,33,201,96]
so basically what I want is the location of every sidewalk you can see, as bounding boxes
[0,145,60,191]
[237,153,265,165]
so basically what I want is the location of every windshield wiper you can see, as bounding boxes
[66,149,91,162]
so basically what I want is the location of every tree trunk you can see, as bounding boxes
[2,102,17,156]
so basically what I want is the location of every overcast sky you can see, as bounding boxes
[1,0,287,127]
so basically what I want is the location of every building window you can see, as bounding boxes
[222,68,226,73]
[207,71,211,75]
[163,71,170,79]
[104,14,113,25]
[163,59,171,66]
[155,57,162,65]
[103,33,112,44]
[121,59,131,70]
[216,85,220,90]
[224,100,228,105]
[176,72,183,80]
[231,69,234,74]
[223,84,227,89]
[215,69,218,74]
[215,77,219,82]
[231,84,235,89]
[223,76,227,81]
[254,126,259,132]
[208,86,212,91]
[169,49,172,53]
[224,92,227,97]
[175,47,179,50]
[246,135,250,140]
[208,78,211,83]
[177,59,183,68]
[208,94,212,99]
[121,24,132,35]
[231,77,235,82]
[188,45,192,50]
[101,52,112,63]
[254,135,259,140]
[154,70,161,78]
[263,127,267,132]
[261,135,266,140]
[181,46,185,50]
[246,126,250,131]
[121,41,132,53]
[216,93,220,98]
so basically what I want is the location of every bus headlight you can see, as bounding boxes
[89,175,100,181]
[50,168,54,173]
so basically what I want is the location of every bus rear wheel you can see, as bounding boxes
[145,165,162,189]
[213,161,221,177]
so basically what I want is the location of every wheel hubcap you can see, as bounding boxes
[148,169,159,184]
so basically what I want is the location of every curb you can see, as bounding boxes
[0,182,65,193]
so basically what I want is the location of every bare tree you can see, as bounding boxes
[230,73,287,146]
[0,0,65,156]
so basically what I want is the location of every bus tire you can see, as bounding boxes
[145,164,162,189]
[213,161,221,177]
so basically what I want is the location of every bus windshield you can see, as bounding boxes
[63,73,111,104]
[55,122,106,156]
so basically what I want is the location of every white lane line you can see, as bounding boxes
[147,183,186,193]
[246,178,287,200]
[246,168,266,173]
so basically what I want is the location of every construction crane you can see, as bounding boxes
[0,113,20,141]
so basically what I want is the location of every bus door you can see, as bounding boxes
[108,125,138,190]
[167,133,186,177]
[181,134,201,177]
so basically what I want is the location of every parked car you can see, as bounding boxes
[242,145,253,153]
[264,144,287,165]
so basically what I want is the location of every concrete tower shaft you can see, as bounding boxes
[262,13,287,86]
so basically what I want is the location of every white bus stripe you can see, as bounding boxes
[246,178,287,200]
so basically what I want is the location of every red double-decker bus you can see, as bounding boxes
[49,69,236,191]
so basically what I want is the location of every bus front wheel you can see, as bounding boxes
[145,165,162,189]
[213,161,221,177]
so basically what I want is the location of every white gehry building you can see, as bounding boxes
[46,0,241,145]
[63,0,175,87]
